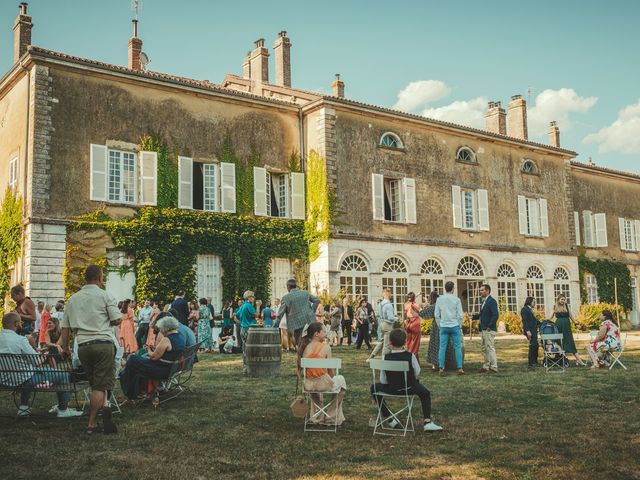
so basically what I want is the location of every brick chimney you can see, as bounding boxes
[242,51,251,79]
[548,121,560,147]
[331,74,345,98]
[13,2,32,63]
[128,19,143,71]
[273,31,291,87]
[249,38,269,84]
[484,101,506,135]
[507,94,528,140]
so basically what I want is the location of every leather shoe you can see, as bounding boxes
[479,368,489,373]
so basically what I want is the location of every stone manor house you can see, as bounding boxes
[1,4,639,323]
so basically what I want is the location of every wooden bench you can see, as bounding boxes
[0,353,89,411]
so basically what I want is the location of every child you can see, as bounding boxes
[219,326,242,354]
[370,328,443,432]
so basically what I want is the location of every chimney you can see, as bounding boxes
[249,38,269,83]
[128,19,143,71]
[13,2,32,63]
[507,94,528,140]
[273,31,291,87]
[548,121,560,147]
[242,51,251,79]
[484,101,506,135]
[331,74,345,98]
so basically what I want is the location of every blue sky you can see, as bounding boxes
[1,0,639,172]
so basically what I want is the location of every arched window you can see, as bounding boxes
[553,267,571,305]
[456,146,476,163]
[526,265,545,314]
[339,254,369,301]
[497,264,517,312]
[521,159,538,174]
[585,273,599,304]
[420,258,444,297]
[380,132,403,149]
[457,256,484,277]
[382,257,408,316]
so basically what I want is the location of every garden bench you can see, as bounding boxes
[0,353,88,411]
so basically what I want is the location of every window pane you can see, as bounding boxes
[122,152,136,203]
[278,175,288,218]
[527,281,545,314]
[203,164,217,211]
[497,280,517,312]
[463,191,474,229]
[108,151,121,201]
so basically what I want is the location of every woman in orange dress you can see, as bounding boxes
[404,292,422,359]
[119,299,138,355]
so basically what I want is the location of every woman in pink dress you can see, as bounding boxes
[119,299,138,355]
[404,292,422,359]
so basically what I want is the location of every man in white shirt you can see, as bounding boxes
[0,312,82,418]
[434,281,465,375]
[369,288,396,359]
[136,299,154,349]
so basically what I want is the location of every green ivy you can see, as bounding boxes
[0,188,23,311]
[68,208,307,305]
[578,255,632,311]
[304,150,335,261]
[140,135,178,208]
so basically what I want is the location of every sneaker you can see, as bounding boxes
[423,421,443,432]
[57,407,83,418]
[17,406,31,417]
[48,404,59,414]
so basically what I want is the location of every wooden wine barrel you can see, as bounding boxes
[245,327,282,377]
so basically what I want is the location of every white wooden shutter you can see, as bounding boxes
[539,198,549,237]
[583,211,593,247]
[220,162,236,213]
[290,172,305,220]
[139,151,157,206]
[517,195,527,235]
[403,178,417,224]
[90,144,108,201]
[619,217,627,251]
[452,185,462,228]
[574,211,581,246]
[253,166,267,216]
[477,189,489,231]
[530,199,540,236]
[178,156,193,209]
[594,213,608,247]
[634,220,640,252]
[372,173,384,221]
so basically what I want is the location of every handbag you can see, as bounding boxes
[289,375,308,418]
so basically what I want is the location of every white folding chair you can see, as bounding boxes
[608,333,627,370]
[300,357,342,433]
[369,359,414,437]
[540,333,566,373]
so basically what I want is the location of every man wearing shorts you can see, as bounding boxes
[60,265,121,434]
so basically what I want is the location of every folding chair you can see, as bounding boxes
[300,358,342,433]
[82,389,122,415]
[540,333,566,373]
[608,333,627,370]
[369,359,414,437]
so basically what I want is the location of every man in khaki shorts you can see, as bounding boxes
[60,265,122,434]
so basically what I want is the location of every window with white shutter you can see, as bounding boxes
[139,150,157,206]
[517,195,527,235]
[452,185,462,228]
[372,173,384,221]
[635,220,640,252]
[8,156,18,191]
[519,196,548,237]
[594,213,608,247]
[403,178,417,224]
[452,186,488,231]
[178,156,193,209]
[203,163,218,211]
[106,149,136,204]
[290,172,305,220]
[583,211,594,247]
[477,189,489,231]
[253,166,267,216]
[90,144,108,201]
[619,217,640,252]
[574,211,581,246]
[539,198,549,237]
[220,162,236,213]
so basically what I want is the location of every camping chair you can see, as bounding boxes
[300,358,342,433]
[540,333,566,373]
[608,333,627,370]
[369,359,415,437]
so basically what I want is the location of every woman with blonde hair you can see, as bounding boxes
[551,295,586,366]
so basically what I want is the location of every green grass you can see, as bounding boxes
[1,333,639,480]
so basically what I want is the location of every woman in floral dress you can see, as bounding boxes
[197,298,213,352]
[586,310,621,368]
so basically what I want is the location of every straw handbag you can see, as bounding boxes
[289,376,308,418]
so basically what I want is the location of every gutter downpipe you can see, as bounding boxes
[19,57,31,285]
[298,107,305,173]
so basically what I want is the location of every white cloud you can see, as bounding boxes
[583,100,640,154]
[421,97,488,129]
[528,88,598,136]
[393,80,451,112]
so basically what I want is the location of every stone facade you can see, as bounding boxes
[23,223,66,304]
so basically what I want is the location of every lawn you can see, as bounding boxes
[1,332,639,480]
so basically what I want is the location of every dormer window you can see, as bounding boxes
[456,146,476,163]
[379,132,403,149]
[521,159,538,174]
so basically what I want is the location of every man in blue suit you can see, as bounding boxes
[473,284,499,373]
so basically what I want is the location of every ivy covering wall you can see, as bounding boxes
[578,255,632,311]
[0,188,23,315]
[304,150,335,261]
[140,135,178,209]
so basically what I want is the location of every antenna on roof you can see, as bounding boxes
[131,0,143,20]
[527,86,533,104]
[140,51,150,70]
